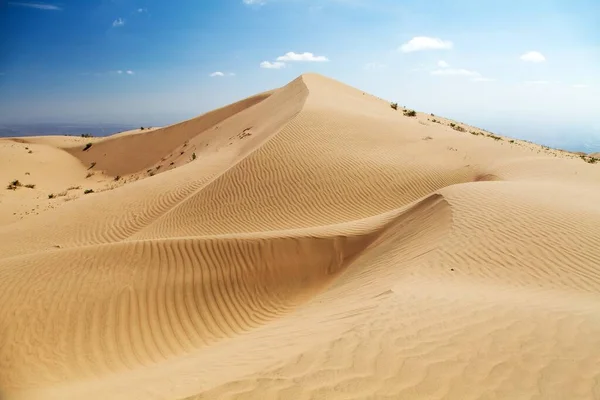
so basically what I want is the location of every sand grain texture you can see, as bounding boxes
[1,74,600,400]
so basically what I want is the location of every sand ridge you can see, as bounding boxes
[1,73,600,400]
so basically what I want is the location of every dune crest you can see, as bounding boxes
[1,73,600,400]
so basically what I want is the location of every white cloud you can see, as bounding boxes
[8,2,61,10]
[364,62,387,71]
[112,18,125,27]
[276,52,329,62]
[126,70,134,75]
[437,60,450,68]
[472,77,496,82]
[260,61,286,69]
[572,84,588,88]
[400,36,453,53]
[137,8,147,13]
[116,70,123,74]
[520,51,546,63]
[210,72,225,77]
[525,80,550,85]
[243,0,266,5]
[431,68,480,77]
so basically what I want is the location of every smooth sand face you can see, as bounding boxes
[1,74,600,400]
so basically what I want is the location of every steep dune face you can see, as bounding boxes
[1,73,600,400]
[62,91,274,177]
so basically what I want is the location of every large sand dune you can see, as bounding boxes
[1,73,600,400]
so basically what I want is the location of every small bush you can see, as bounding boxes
[581,155,599,164]
[509,140,515,143]
[85,172,94,178]
[192,152,197,160]
[140,127,145,131]
[452,125,466,132]
[88,162,96,170]
[24,184,36,189]
[48,193,55,199]
[28,150,33,154]
[67,185,81,190]
[84,189,94,194]
[114,175,121,181]
[404,110,417,117]
[83,143,93,151]
[450,123,456,128]
[431,113,435,116]
[7,180,22,190]
[487,134,503,141]
[390,102,398,110]
[81,134,93,138]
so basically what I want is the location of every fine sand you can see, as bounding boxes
[1,73,600,400]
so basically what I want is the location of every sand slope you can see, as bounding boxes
[1,73,600,400]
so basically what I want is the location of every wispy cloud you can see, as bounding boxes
[137,8,147,13]
[260,61,286,69]
[572,84,588,88]
[126,70,134,75]
[429,61,494,82]
[364,62,387,71]
[520,51,546,63]
[112,18,125,27]
[276,52,329,62]
[431,68,480,77]
[400,36,453,53]
[243,0,266,5]
[209,71,235,77]
[8,2,62,10]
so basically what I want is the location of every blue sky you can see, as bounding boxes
[1,0,599,149]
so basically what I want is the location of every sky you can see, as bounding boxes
[1,0,599,150]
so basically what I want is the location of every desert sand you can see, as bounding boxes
[1,73,600,400]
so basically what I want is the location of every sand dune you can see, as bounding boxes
[1,73,600,400]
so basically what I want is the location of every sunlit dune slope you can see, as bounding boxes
[1,73,600,400]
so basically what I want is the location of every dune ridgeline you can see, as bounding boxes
[1,73,600,400]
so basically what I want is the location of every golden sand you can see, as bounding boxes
[1,74,600,400]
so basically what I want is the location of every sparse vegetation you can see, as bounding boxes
[452,124,466,132]
[170,162,174,166]
[86,172,94,178]
[114,175,121,181]
[431,113,435,116]
[81,133,93,138]
[48,193,55,199]
[6,180,22,190]
[450,123,456,128]
[84,189,94,194]
[88,162,96,170]
[581,155,599,164]
[24,184,36,189]
[28,150,33,154]
[83,143,93,151]
[67,185,81,190]
[487,133,503,141]
[509,140,515,143]
[148,171,155,176]
[140,127,145,130]
[192,152,197,160]
[404,109,417,117]
[390,102,398,110]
